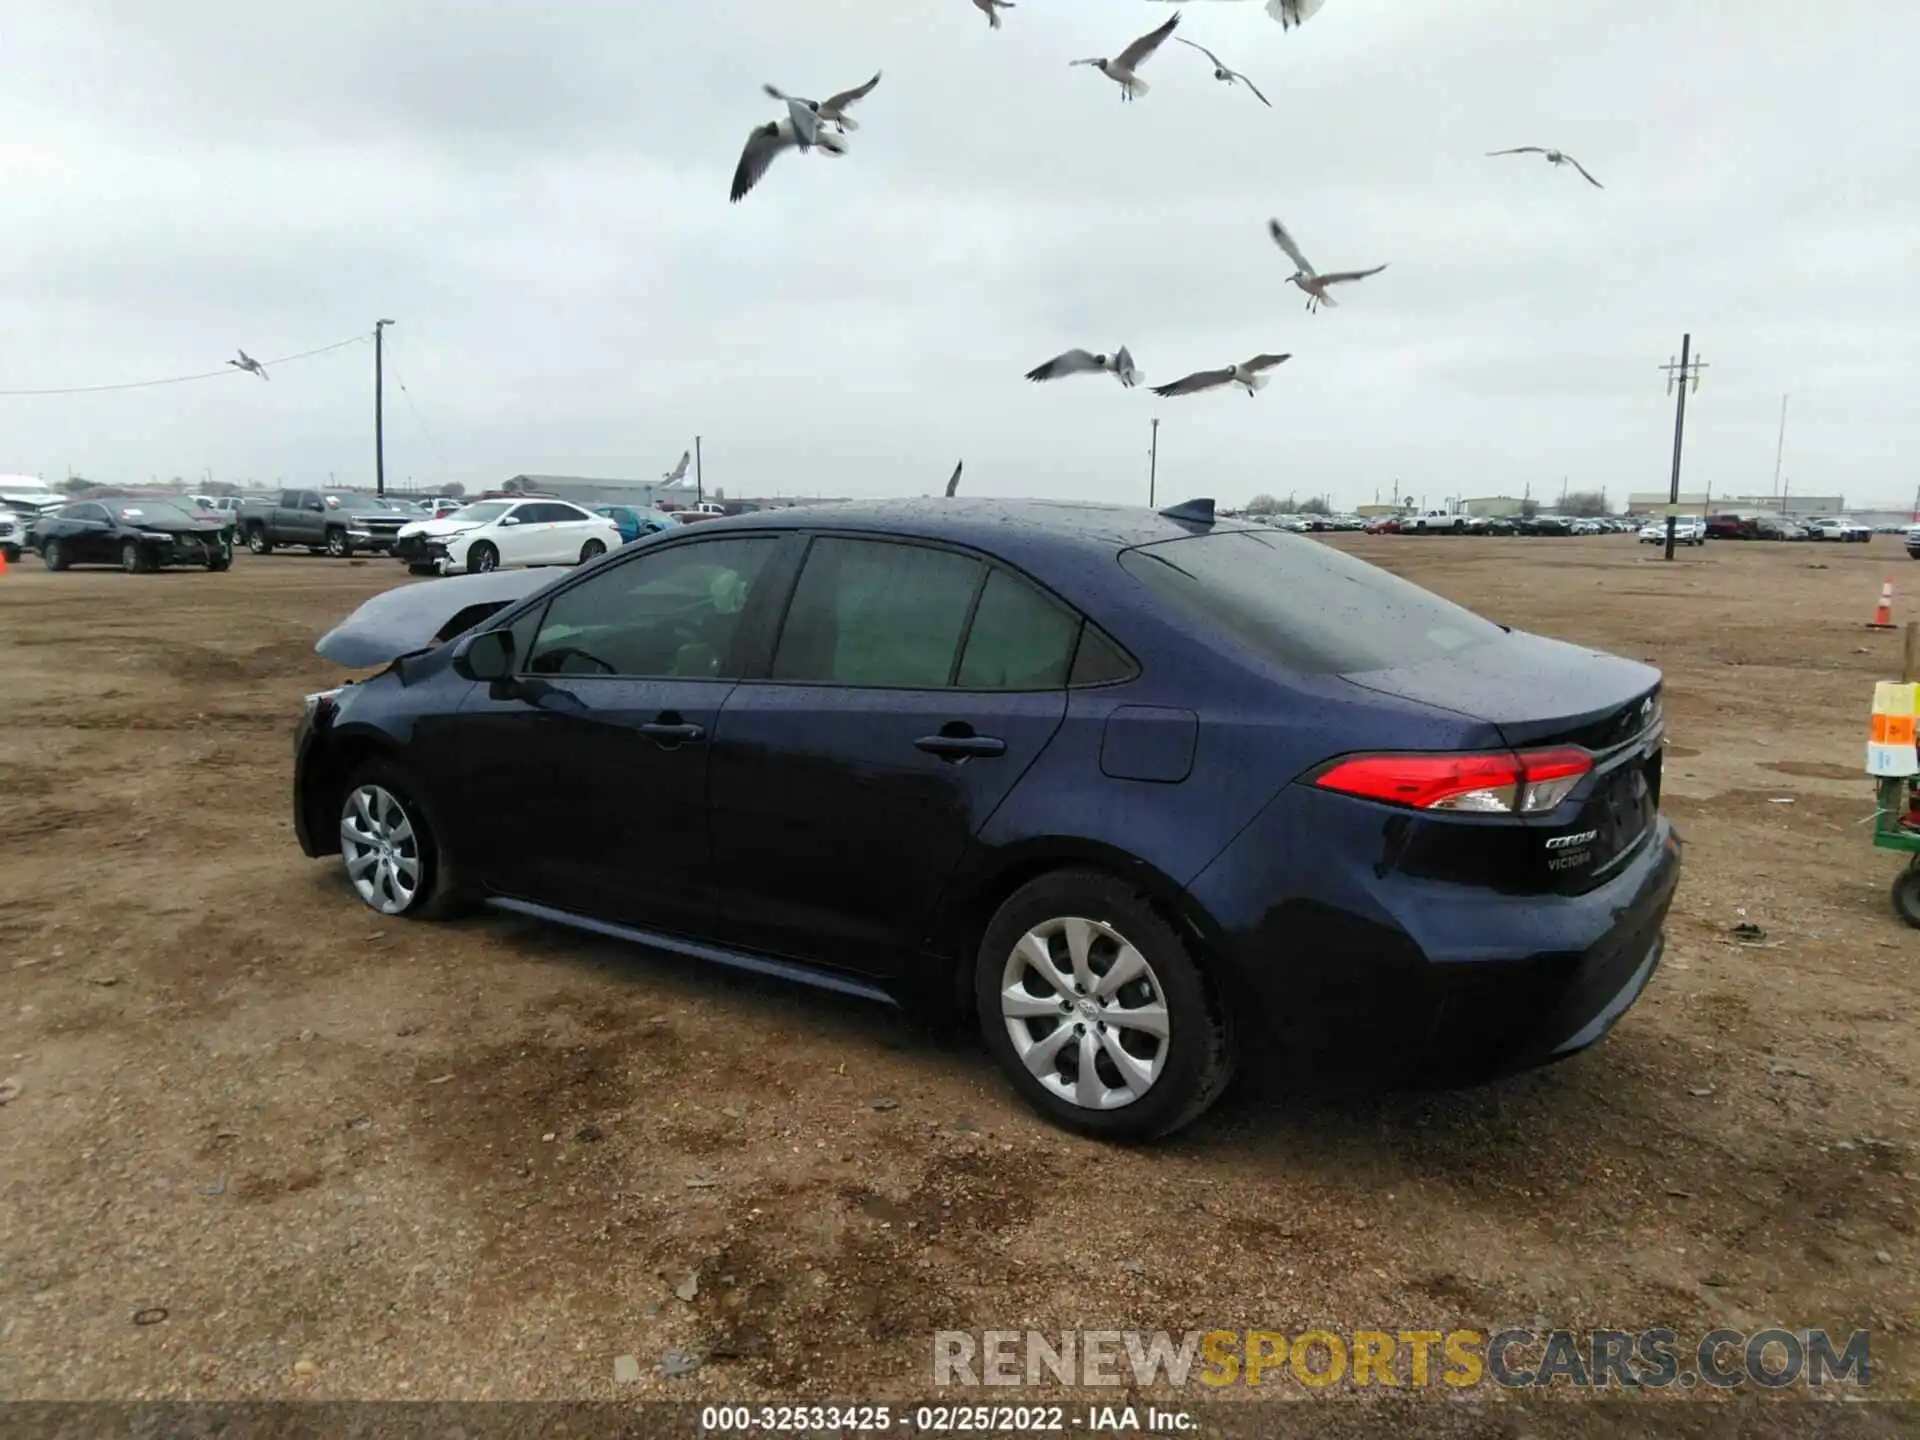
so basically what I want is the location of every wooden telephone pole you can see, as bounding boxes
[1657,334,1708,561]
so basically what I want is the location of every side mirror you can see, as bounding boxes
[306,500,325,513]
[452,628,513,682]
[500,515,521,526]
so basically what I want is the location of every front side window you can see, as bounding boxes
[524,536,776,678]
[772,538,983,688]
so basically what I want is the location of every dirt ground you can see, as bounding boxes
[0,533,1914,1418]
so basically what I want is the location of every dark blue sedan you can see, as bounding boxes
[293,497,1680,1139]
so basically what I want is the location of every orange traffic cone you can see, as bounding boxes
[1868,579,1896,630]
[0,549,8,576]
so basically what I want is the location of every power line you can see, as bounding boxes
[0,332,372,397]
[380,331,446,485]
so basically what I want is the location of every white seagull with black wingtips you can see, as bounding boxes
[1486,146,1604,188]
[1267,218,1388,313]
[1145,0,1326,30]
[228,349,269,380]
[763,72,882,133]
[1151,353,1292,399]
[1025,347,1143,389]
[1174,37,1271,106]
[971,0,1016,30]
[1070,13,1182,102]
[729,112,849,203]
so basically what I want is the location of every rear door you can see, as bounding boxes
[445,532,785,935]
[707,535,1074,978]
[65,503,114,563]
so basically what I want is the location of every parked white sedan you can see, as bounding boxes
[393,499,623,576]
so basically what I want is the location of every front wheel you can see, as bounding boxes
[337,761,461,920]
[206,550,232,572]
[121,539,154,574]
[974,869,1235,1141]
[325,528,351,558]
[579,538,607,564]
[467,541,499,574]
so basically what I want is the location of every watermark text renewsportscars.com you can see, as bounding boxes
[933,1328,1871,1390]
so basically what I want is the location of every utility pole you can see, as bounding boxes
[1771,392,1789,507]
[1657,333,1707,561]
[1148,417,1159,507]
[695,435,704,506]
[374,319,395,497]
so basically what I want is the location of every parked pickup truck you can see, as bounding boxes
[238,489,414,557]
[1406,508,1471,533]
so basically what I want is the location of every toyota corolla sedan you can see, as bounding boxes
[293,498,1680,1140]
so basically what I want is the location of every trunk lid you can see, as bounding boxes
[1345,630,1665,894]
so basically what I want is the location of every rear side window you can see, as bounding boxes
[956,569,1080,690]
[1119,529,1500,675]
[773,538,983,688]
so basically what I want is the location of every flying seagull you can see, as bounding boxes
[663,450,690,484]
[1145,0,1325,30]
[1266,218,1388,313]
[729,114,849,203]
[972,0,1015,29]
[1174,38,1271,107]
[946,461,963,498]
[1070,13,1181,102]
[1151,353,1292,399]
[228,349,268,380]
[1486,146,1603,189]
[1024,346,1143,389]
[763,72,882,133]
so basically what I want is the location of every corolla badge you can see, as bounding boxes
[1545,829,1598,851]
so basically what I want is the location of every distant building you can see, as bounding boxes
[498,473,700,509]
[1458,496,1525,518]
[1625,491,1711,516]
[1722,493,1845,517]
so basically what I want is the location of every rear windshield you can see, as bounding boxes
[1119,529,1502,675]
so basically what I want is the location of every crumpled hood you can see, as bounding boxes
[396,515,487,541]
[314,569,557,667]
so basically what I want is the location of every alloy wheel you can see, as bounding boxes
[339,783,422,915]
[999,916,1169,1111]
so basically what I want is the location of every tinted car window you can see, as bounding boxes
[1068,625,1136,687]
[773,537,983,688]
[1120,528,1501,675]
[956,568,1080,690]
[524,536,776,679]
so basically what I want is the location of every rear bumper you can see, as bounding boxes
[1187,798,1683,1084]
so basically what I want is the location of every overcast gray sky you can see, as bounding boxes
[2,0,1912,510]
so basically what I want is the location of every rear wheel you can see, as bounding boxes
[974,869,1234,1141]
[42,538,69,571]
[121,539,154,574]
[468,541,499,574]
[579,538,607,564]
[337,760,461,920]
[1893,864,1920,930]
[245,524,272,555]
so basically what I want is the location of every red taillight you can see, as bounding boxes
[1313,746,1593,814]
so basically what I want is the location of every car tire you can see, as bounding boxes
[579,538,607,564]
[42,538,68,571]
[1893,865,1920,930]
[1,545,18,563]
[468,541,499,574]
[407,562,438,577]
[973,869,1235,1141]
[121,539,154,574]
[337,760,463,920]
[246,525,272,555]
[326,528,351,558]
[206,551,232,572]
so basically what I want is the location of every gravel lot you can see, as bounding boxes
[0,534,1914,1415]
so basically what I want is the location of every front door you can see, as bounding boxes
[708,537,1079,978]
[444,532,786,936]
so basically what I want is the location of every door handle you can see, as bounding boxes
[915,733,1007,760]
[639,720,705,743]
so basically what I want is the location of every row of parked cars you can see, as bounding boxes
[1366,512,1643,536]
[5,486,716,577]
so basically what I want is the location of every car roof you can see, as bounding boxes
[696,496,1261,558]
